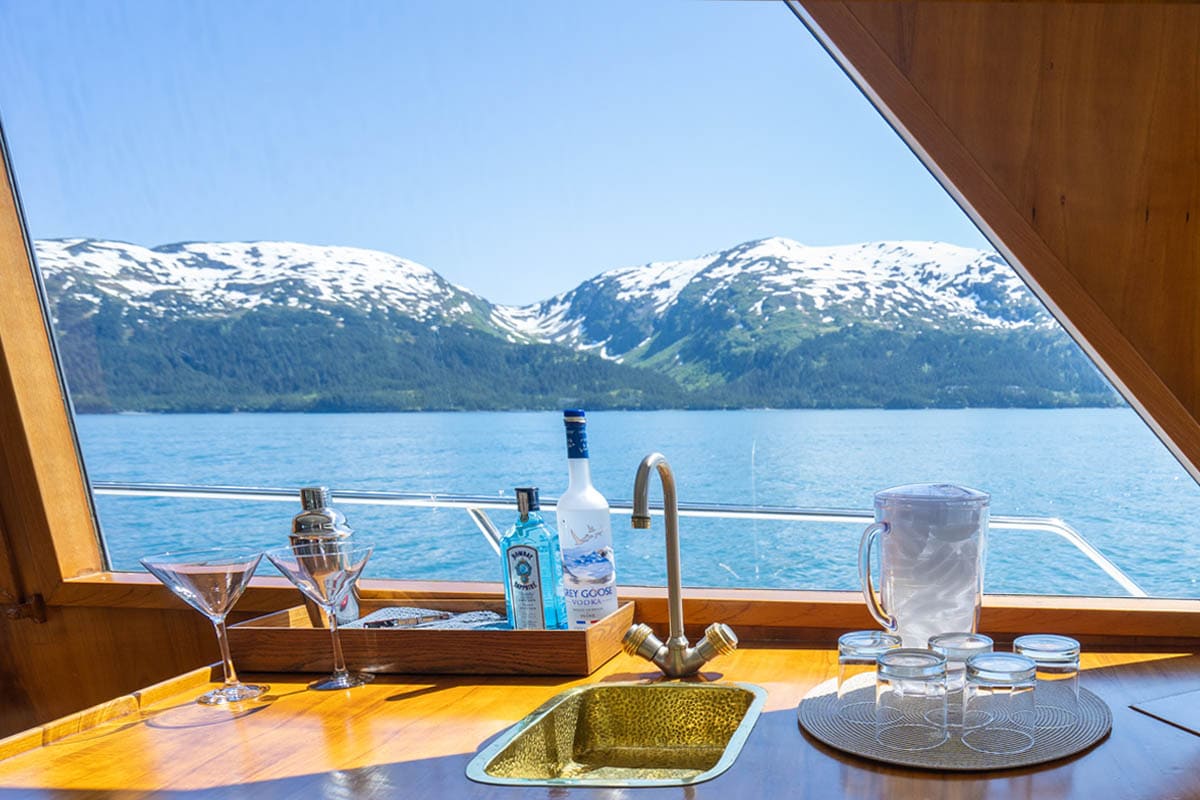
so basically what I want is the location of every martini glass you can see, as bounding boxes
[140,547,269,705]
[266,541,375,690]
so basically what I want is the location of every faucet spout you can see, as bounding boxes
[623,452,738,678]
[632,453,685,647]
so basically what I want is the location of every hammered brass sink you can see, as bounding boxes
[465,682,767,787]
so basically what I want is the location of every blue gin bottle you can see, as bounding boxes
[501,487,567,630]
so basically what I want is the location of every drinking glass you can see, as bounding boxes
[875,648,948,751]
[140,547,268,705]
[962,652,1037,755]
[837,630,902,724]
[928,631,994,730]
[1014,633,1080,729]
[266,541,375,690]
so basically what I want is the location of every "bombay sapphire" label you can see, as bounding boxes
[505,544,545,630]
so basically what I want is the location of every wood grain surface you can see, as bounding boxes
[0,647,1198,799]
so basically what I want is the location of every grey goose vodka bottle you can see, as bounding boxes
[556,410,618,627]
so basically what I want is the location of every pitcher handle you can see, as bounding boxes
[858,521,897,632]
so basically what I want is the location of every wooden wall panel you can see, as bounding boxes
[0,138,230,739]
[0,140,102,590]
[798,1,1200,477]
[0,606,218,737]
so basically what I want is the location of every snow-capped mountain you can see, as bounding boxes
[35,238,492,326]
[38,236,1048,342]
[491,237,1053,363]
[33,236,1114,412]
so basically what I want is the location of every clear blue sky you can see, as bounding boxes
[0,0,991,304]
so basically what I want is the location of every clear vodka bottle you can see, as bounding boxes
[555,410,618,627]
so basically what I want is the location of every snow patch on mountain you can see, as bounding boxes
[35,238,484,323]
[488,237,1048,360]
[36,236,1048,367]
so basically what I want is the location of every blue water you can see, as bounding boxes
[77,408,1200,598]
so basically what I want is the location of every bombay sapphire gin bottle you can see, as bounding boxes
[501,487,566,630]
[556,410,618,627]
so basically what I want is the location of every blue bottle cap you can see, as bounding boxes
[563,411,589,459]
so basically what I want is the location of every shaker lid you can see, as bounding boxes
[293,486,352,535]
[875,483,990,507]
[300,486,331,511]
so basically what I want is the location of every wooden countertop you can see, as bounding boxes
[1,647,1199,799]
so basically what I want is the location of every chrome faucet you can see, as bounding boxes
[622,452,738,678]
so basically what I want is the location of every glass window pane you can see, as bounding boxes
[2,2,1197,598]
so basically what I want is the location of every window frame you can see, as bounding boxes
[0,37,1197,648]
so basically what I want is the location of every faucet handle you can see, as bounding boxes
[696,622,738,661]
[622,623,665,661]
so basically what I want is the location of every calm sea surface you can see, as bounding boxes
[77,408,1200,598]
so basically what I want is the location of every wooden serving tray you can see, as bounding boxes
[229,598,635,676]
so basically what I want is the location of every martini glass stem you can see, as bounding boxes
[212,617,241,688]
[327,607,349,681]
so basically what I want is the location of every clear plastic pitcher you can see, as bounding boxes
[858,484,989,648]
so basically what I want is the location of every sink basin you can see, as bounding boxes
[465,681,767,787]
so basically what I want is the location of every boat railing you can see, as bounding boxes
[90,481,1148,598]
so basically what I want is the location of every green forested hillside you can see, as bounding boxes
[55,301,688,412]
[51,297,1119,413]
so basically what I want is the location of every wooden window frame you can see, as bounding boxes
[1,20,1199,650]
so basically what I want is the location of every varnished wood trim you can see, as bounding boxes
[0,728,40,762]
[0,133,102,595]
[625,587,1200,647]
[39,695,139,746]
[0,664,216,761]
[50,573,506,611]
[52,572,306,612]
[47,573,1200,647]
[131,665,218,708]
[791,1,1200,482]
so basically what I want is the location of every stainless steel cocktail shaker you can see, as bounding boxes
[290,486,361,626]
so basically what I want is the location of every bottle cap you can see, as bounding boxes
[515,487,539,520]
[563,410,590,459]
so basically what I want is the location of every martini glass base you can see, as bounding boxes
[196,683,270,705]
[309,672,374,691]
